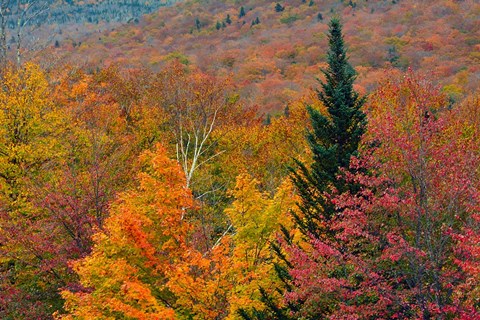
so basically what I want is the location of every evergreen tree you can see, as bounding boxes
[263,113,271,126]
[225,14,232,24]
[239,6,246,18]
[275,3,285,12]
[290,17,366,238]
[239,18,366,320]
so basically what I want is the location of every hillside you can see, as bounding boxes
[52,0,480,112]
[2,0,177,62]
[0,1,479,319]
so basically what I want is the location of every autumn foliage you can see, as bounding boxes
[0,2,478,318]
[60,144,194,319]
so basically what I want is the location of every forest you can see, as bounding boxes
[0,0,479,319]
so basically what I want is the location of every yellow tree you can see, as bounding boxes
[225,174,298,318]
[166,174,298,319]
[60,144,194,319]
[0,63,69,318]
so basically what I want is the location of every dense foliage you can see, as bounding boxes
[0,1,478,319]
[48,0,480,113]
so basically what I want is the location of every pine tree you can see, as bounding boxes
[225,14,232,25]
[290,17,366,238]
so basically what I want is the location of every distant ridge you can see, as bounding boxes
[51,0,480,112]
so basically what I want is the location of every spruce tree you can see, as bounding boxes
[290,17,366,239]
[239,6,246,18]
[239,18,366,320]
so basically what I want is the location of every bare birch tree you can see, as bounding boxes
[0,0,49,70]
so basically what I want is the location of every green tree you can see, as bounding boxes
[290,17,366,238]
[239,6,246,18]
[239,17,366,320]
[225,14,232,25]
[274,3,285,12]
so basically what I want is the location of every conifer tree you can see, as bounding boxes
[239,6,246,18]
[290,17,366,238]
[239,17,366,320]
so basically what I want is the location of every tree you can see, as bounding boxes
[290,17,366,239]
[225,14,232,25]
[284,151,399,319]
[274,3,285,12]
[59,144,194,319]
[167,174,299,319]
[368,71,480,318]
[277,15,374,310]
[149,63,238,191]
[239,6,245,18]
[226,174,297,318]
[244,17,368,320]
[0,0,50,68]
[0,63,69,318]
[0,0,8,70]
[284,71,480,319]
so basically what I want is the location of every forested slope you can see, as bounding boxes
[53,0,480,112]
[0,0,178,63]
[0,1,478,319]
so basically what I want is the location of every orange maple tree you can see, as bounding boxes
[59,144,194,319]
